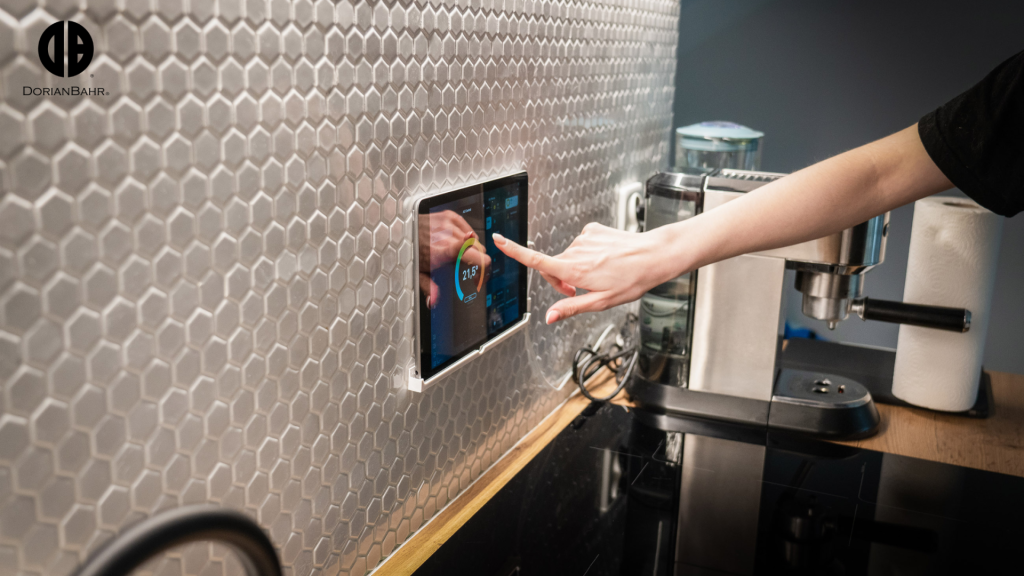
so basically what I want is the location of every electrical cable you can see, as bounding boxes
[572,312,639,402]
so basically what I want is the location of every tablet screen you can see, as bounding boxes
[416,173,528,381]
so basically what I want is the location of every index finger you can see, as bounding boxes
[492,233,572,279]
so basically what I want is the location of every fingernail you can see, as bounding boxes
[546,310,560,324]
[492,233,506,246]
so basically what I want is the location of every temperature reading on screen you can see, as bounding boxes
[462,266,478,281]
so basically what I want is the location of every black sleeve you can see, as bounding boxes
[918,50,1024,217]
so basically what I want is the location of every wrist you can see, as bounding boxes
[647,219,706,283]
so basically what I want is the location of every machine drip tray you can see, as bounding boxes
[780,338,991,419]
[626,373,881,440]
[769,368,880,439]
[626,339,990,440]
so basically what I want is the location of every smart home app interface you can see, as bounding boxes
[418,175,526,379]
[482,183,522,334]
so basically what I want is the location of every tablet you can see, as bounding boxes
[411,172,529,389]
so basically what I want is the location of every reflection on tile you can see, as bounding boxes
[0,0,677,573]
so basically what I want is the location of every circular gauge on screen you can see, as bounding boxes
[455,238,484,303]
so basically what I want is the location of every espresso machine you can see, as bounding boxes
[627,169,972,438]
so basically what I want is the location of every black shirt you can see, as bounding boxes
[918,50,1024,217]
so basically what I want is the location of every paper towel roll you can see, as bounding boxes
[892,197,1003,411]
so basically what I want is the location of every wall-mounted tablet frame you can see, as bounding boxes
[408,172,530,392]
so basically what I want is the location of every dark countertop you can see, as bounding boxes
[411,400,1024,575]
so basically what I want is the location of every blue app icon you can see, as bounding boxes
[486,216,492,229]
[486,293,492,306]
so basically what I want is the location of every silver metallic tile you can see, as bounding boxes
[1,0,678,574]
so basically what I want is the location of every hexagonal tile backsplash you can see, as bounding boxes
[0,0,677,574]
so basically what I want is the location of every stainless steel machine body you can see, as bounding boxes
[691,170,887,403]
[629,170,971,438]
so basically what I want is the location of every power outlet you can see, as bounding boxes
[615,182,643,232]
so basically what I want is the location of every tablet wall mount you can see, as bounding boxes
[408,172,531,392]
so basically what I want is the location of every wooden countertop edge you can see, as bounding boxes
[373,371,622,576]
[830,369,1024,478]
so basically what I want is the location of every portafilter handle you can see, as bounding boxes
[850,298,971,333]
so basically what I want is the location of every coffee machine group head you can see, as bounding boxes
[628,169,971,438]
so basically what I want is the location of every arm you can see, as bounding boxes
[493,124,954,324]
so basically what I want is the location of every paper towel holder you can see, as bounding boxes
[890,196,1003,413]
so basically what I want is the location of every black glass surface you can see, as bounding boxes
[416,172,528,380]
[414,403,1024,576]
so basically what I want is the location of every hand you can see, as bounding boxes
[493,223,682,324]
